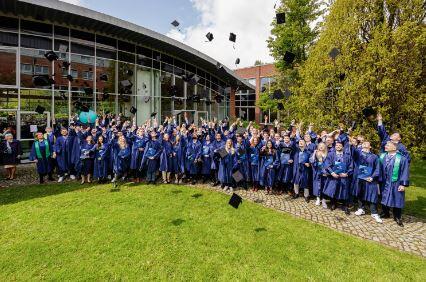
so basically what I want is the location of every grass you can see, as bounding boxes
[405,160,426,219]
[0,182,425,281]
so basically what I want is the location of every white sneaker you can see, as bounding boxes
[58,176,64,183]
[229,187,234,193]
[322,199,327,209]
[371,214,383,223]
[315,197,321,206]
[111,176,117,183]
[223,186,228,191]
[355,209,365,216]
[70,175,76,180]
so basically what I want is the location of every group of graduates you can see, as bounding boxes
[27,112,410,226]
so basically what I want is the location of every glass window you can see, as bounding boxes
[118,40,134,53]
[0,48,17,86]
[71,29,94,42]
[21,63,32,75]
[20,48,52,88]
[161,98,172,120]
[53,91,69,125]
[0,32,18,47]
[21,35,52,50]
[97,35,116,48]
[248,78,256,86]
[0,88,18,109]
[71,42,94,56]
[54,25,69,39]
[174,75,184,97]
[96,58,116,94]
[0,16,18,32]
[161,73,173,98]
[21,20,52,37]
[96,47,116,60]
[136,54,152,68]
[118,51,135,63]
[160,54,173,65]
[82,71,93,80]
[136,46,152,58]
[34,65,49,75]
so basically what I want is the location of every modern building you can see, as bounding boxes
[234,63,277,124]
[0,0,253,152]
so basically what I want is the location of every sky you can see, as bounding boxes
[60,0,276,68]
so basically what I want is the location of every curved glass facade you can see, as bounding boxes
[0,14,232,146]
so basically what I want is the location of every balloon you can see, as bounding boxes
[79,110,97,124]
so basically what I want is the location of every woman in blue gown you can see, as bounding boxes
[185,133,202,185]
[111,136,131,182]
[310,142,328,208]
[93,135,110,183]
[29,132,53,184]
[277,135,295,194]
[141,131,162,184]
[259,140,279,194]
[292,139,312,202]
[248,137,262,191]
[80,135,95,184]
[159,133,174,183]
[218,139,237,192]
[201,134,214,183]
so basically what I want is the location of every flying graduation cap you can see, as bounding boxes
[232,170,244,183]
[32,75,55,87]
[283,51,295,64]
[205,32,214,42]
[277,102,284,110]
[235,58,240,66]
[44,50,59,61]
[99,73,108,81]
[276,12,285,24]
[35,105,46,114]
[228,193,242,209]
[329,47,340,59]
[130,106,137,115]
[284,89,292,99]
[229,32,236,49]
[362,106,377,121]
[272,89,284,99]
[171,20,181,32]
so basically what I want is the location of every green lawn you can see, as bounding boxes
[405,160,426,219]
[0,183,425,281]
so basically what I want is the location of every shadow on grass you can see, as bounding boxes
[254,227,267,232]
[171,218,185,226]
[191,193,203,199]
[405,196,426,221]
[0,183,87,206]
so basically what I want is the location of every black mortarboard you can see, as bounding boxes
[239,110,246,118]
[215,94,223,103]
[362,107,376,120]
[171,20,180,27]
[283,51,295,64]
[126,69,134,76]
[232,171,244,183]
[206,32,214,42]
[35,105,45,114]
[130,106,137,114]
[218,147,227,158]
[261,86,266,93]
[276,12,286,24]
[188,75,200,86]
[66,74,73,82]
[32,75,55,87]
[144,96,151,103]
[229,32,236,43]
[329,47,340,59]
[120,80,133,88]
[339,73,346,81]
[216,62,223,70]
[150,112,157,118]
[99,73,108,81]
[235,58,240,65]
[44,50,58,61]
[84,87,93,95]
[284,89,292,99]
[273,89,284,99]
[282,147,292,154]
[62,61,70,68]
[228,193,242,209]
[277,102,284,110]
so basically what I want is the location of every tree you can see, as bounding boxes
[285,0,426,157]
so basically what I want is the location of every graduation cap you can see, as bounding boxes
[276,12,286,24]
[44,50,58,61]
[277,102,284,110]
[84,87,93,95]
[229,32,237,43]
[58,44,68,53]
[35,105,45,114]
[171,20,180,28]
[130,106,137,115]
[273,89,284,99]
[362,107,377,120]
[261,86,266,93]
[216,62,223,70]
[214,94,223,103]
[120,80,133,88]
[62,61,70,69]
[283,51,295,64]
[228,193,242,209]
[32,75,55,87]
[99,73,108,81]
[284,89,292,99]
[238,110,246,119]
[235,58,240,65]
[217,147,228,158]
[188,75,200,86]
[339,73,346,81]
[150,112,157,118]
[329,47,340,59]
[144,96,151,103]
[282,147,293,154]
[206,32,214,42]
[232,171,244,183]
[64,74,73,82]
[125,69,134,76]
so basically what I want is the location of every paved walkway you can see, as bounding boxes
[1,164,425,257]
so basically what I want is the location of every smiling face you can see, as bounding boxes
[385,141,397,152]
[215,133,222,142]
[335,142,343,152]
[362,141,371,152]
[298,139,306,149]
[304,134,311,143]
[61,128,68,136]
[226,139,233,149]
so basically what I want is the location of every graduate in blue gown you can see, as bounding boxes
[277,135,295,194]
[80,135,96,184]
[201,134,214,183]
[248,136,262,191]
[54,127,79,182]
[310,142,328,208]
[93,135,110,183]
[171,135,185,184]
[141,131,162,184]
[29,132,53,183]
[259,140,280,194]
[111,136,131,182]
[218,139,237,192]
[292,139,312,201]
[378,141,410,227]
[352,141,382,223]
[234,134,250,189]
[376,113,410,162]
[323,141,354,214]
[185,133,202,184]
[129,128,147,182]
[159,133,174,183]
[211,133,225,186]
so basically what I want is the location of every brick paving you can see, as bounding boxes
[1,164,425,257]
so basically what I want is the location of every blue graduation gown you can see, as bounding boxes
[94,142,110,179]
[211,140,225,170]
[112,144,131,175]
[309,153,326,197]
[54,135,77,172]
[379,153,409,208]
[234,142,250,181]
[141,140,162,173]
[292,149,312,189]
[201,142,214,175]
[277,143,295,184]
[259,152,279,187]
[130,135,147,170]
[159,140,174,172]
[248,145,262,182]
[218,150,237,184]
[377,124,410,162]
[353,150,380,203]
[323,151,354,200]
[185,140,202,175]
[29,140,52,174]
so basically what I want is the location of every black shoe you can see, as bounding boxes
[48,177,54,181]
[191,180,197,185]
[331,204,336,211]
[380,212,390,219]
[292,194,299,199]
[212,181,220,187]
[304,197,310,203]
[396,218,404,227]
[344,207,350,215]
